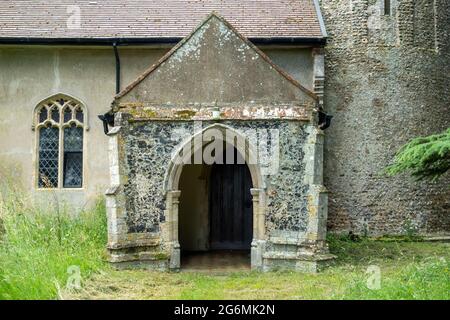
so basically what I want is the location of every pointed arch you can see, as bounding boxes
[164,123,265,193]
[32,93,89,131]
[162,123,267,270]
[32,93,87,189]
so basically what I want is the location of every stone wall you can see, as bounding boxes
[0,46,169,207]
[120,119,311,235]
[107,114,332,271]
[320,0,450,235]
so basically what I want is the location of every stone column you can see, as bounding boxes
[105,126,126,248]
[311,48,329,246]
[304,127,328,243]
[168,190,181,270]
[250,188,265,270]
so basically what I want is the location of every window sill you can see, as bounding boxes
[35,188,85,192]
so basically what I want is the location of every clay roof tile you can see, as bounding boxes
[0,0,325,40]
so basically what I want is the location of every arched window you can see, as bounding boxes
[34,95,85,189]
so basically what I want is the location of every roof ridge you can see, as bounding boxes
[113,12,318,103]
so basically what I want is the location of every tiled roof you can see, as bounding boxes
[0,0,325,40]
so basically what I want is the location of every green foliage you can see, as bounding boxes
[344,258,450,300]
[386,128,450,181]
[0,171,448,300]
[0,189,107,300]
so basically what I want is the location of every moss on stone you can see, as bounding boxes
[153,251,170,260]
[120,102,144,109]
[175,110,197,119]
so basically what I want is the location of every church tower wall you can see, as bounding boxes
[320,0,450,235]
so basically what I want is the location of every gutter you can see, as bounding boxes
[0,37,326,46]
[251,37,326,46]
[113,42,121,95]
[98,42,121,135]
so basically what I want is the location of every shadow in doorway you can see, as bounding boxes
[178,144,254,271]
[181,250,251,272]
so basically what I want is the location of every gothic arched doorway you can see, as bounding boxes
[164,124,266,271]
[178,144,253,269]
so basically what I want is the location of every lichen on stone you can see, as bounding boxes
[174,109,197,119]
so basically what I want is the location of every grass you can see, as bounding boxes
[0,181,448,300]
[328,235,450,300]
[63,238,449,300]
[0,184,108,300]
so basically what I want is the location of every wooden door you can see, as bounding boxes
[209,163,253,250]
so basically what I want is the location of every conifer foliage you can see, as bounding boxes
[386,128,450,181]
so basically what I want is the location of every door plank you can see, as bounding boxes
[209,163,253,250]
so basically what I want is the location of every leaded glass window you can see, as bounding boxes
[64,107,72,123]
[75,108,84,123]
[63,125,83,188]
[38,126,59,188]
[39,108,48,123]
[51,107,60,122]
[35,95,85,189]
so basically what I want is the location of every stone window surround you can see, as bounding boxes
[32,93,88,190]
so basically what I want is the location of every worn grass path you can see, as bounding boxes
[63,240,450,300]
